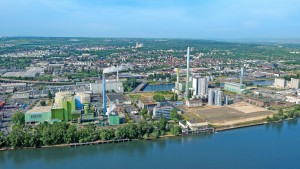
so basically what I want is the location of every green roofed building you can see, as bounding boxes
[109,113,120,125]
[224,82,246,94]
[25,106,53,124]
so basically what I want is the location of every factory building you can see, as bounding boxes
[224,66,247,94]
[286,96,300,104]
[2,67,45,78]
[25,106,54,124]
[137,98,157,111]
[25,91,92,124]
[290,78,300,89]
[1,83,27,89]
[172,68,186,94]
[75,93,91,109]
[109,114,120,125]
[90,80,124,94]
[185,99,203,107]
[12,92,30,99]
[274,78,286,88]
[224,82,246,94]
[152,104,173,119]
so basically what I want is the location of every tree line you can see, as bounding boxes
[0,112,182,149]
[266,107,300,122]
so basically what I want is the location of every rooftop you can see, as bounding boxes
[26,106,52,114]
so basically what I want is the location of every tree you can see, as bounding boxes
[8,125,25,148]
[40,101,46,106]
[140,109,148,115]
[215,81,221,87]
[266,116,272,122]
[127,122,138,139]
[11,112,25,126]
[0,132,6,148]
[170,125,182,136]
[64,125,78,144]
[174,94,178,101]
[157,117,167,131]
[48,91,53,100]
[170,94,175,101]
[278,108,284,116]
[170,109,180,121]
[153,94,165,102]
[150,130,160,139]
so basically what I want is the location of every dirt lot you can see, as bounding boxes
[179,102,274,126]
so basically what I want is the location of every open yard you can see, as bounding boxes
[178,102,274,126]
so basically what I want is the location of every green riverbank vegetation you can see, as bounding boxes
[266,106,300,122]
[0,112,182,149]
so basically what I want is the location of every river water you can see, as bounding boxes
[1,120,300,169]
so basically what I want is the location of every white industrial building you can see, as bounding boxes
[192,77,208,97]
[286,96,300,104]
[12,92,30,99]
[274,78,286,88]
[2,67,45,78]
[185,99,203,107]
[90,80,124,94]
[290,78,300,89]
[152,104,173,119]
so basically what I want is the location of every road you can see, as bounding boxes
[124,105,142,123]
[0,78,75,85]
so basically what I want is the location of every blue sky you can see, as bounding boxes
[0,0,299,39]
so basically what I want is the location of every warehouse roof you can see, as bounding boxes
[26,106,52,114]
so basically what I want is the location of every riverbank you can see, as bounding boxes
[0,123,263,152]
[3,120,300,169]
[1,117,298,152]
[215,119,267,132]
[0,139,132,152]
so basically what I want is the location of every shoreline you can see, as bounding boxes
[1,119,297,152]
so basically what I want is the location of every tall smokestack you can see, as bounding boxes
[240,66,244,85]
[117,65,119,82]
[103,74,107,115]
[176,68,180,83]
[185,47,190,100]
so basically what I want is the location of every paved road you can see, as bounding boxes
[124,105,142,123]
[0,78,75,85]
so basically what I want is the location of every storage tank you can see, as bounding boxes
[217,90,223,106]
[83,103,89,114]
[55,91,73,104]
[208,89,214,105]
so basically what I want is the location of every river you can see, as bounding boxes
[1,120,300,169]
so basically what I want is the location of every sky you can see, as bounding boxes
[0,0,300,39]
